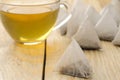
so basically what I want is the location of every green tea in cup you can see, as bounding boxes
[0,0,71,45]
[1,7,59,43]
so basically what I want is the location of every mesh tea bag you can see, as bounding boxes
[66,0,87,37]
[56,39,92,78]
[85,6,100,25]
[95,9,118,41]
[100,4,113,15]
[111,0,120,13]
[73,16,101,49]
[112,25,120,45]
[100,4,120,26]
[111,0,120,26]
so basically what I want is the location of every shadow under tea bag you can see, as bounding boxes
[95,9,118,41]
[55,39,92,78]
[66,0,87,37]
[73,16,101,49]
[85,6,100,25]
[112,25,120,45]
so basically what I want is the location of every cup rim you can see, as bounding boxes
[0,0,60,6]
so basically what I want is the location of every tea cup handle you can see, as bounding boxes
[52,2,72,31]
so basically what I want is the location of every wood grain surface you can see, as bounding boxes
[0,22,44,80]
[45,32,120,80]
[45,0,120,80]
[0,0,120,80]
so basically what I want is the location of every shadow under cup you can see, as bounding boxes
[0,1,60,45]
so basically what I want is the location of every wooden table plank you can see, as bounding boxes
[84,41,120,80]
[0,22,44,80]
[45,32,120,80]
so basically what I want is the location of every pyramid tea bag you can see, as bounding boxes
[85,6,100,25]
[100,4,120,26]
[100,5,108,15]
[112,25,120,45]
[100,4,114,15]
[73,16,101,49]
[111,0,120,26]
[55,39,92,78]
[111,0,120,13]
[95,9,118,41]
[66,0,87,37]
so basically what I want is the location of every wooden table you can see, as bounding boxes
[1,0,120,80]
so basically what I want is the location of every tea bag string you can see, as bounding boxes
[42,39,47,80]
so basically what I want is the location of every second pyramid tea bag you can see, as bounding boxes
[100,4,120,26]
[111,0,120,14]
[85,6,100,25]
[112,25,120,45]
[73,16,101,49]
[95,9,118,41]
[55,39,92,78]
[66,0,87,37]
